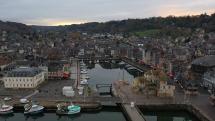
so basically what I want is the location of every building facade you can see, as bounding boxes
[203,69,215,92]
[3,67,45,88]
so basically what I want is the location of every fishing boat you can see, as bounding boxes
[0,101,13,115]
[80,61,86,66]
[56,103,81,115]
[24,102,44,115]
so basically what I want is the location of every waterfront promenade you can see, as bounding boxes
[122,104,146,121]
[113,80,215,121]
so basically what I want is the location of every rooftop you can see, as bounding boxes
[7,67,42,77]
[192,55,215,67]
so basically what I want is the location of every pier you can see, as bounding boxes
[121,104,146,121]
[121,57,150,72]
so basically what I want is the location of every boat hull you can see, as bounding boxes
[24,108,44,115]
[0,110,13,115]
[56,110,80,115]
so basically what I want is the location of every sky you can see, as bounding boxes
[0,0,215,26]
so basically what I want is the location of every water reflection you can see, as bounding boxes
[0,114,14,121]
[141,110,200,121]
[0,111,127,121]
[24,113,44,121]
[57,113,82,120]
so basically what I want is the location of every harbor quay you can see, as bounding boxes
[0,59,214,121]
[112,79,215,121]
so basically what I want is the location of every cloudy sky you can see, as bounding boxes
[0,0,214,26]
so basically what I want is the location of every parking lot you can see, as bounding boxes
[0,79,75,100]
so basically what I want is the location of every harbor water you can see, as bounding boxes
[0,61,200,121]
[87,62,135,87]
[0,110,127,121]
[140,110,200,121]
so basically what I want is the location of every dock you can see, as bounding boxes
[121,104,146,121]
[121,57,150,72]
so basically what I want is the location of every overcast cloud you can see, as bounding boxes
[0,0,214,25]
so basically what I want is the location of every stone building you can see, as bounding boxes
[3,67,45,88]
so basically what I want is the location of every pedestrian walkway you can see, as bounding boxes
[122,104,146,121]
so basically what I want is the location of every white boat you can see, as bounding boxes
[80,68,87,71]
[3,97,12,101]
[80,61,86,66]
[80,79,88,85]
[81,74,90,79]
[20,99,29,104]
[118,61,126,66]
[24,103,44,115]
[80,70,87,74]
[0,102,13,115]
[80,65,87,68]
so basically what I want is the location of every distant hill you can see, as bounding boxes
[0,12,215,38]
[0,21,31,34]
[64,13,215,35]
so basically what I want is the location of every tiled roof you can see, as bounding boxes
[0,56,11,66]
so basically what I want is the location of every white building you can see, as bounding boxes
[39,66,48,79]
[3,67,45,88]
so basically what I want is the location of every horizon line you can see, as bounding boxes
[2,12,214,27]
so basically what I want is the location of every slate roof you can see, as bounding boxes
[7,67,42,77]
[192,55,215,67]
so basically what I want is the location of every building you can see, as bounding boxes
[3,67,45,88]
[191,55,215,73]
[0,56,12,71]
[203,68,215,92]
[157,80,175,97]
[184,80,199,95]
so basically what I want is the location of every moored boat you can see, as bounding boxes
[24,102,44,115]
[80,70,87,74]
[56,103,81,115]
[0,101,13,115]
[80,79,88,85]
